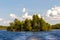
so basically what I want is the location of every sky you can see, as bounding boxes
[0,0,60,26]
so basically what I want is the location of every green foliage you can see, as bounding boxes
[7,14,60,32]
[0,26,7,30]
[32,14,41,31]
[39,17,51,31]
[24,19,32,31]
[7,19,24,31]
[52,23,60,29]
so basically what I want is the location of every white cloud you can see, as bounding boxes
[22,8,32,20]
[10,14,18,19]
[2,20,11,26]
[38,14,41,18]
[22,12,32,20]
[3,20,11,24]
[0,18,3,21]
[46,6,60,20]
[22,8,26,13]
[0,18,11,26]
[22,13,41,20]
[0,19,11,26]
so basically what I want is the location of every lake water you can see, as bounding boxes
[0,30,60,40]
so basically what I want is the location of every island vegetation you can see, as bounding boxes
[0,14,60,31]
[6,14,60,32]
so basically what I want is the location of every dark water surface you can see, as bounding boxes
[0,30,60,40]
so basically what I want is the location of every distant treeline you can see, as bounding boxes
[0,26,7,30]
[6,14,60,32]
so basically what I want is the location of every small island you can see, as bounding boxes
[6,14,60,32]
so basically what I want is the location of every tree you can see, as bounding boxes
[7,14,53,32]
[7,19,24,31]
[52,23,60,29]
[32,14,40,31]
[24,19,32,31]
[40,17,51,31]
[14,19,24,31]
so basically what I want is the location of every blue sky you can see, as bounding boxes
[0,0,60,26]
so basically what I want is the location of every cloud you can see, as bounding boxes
[1,20,12,26]
[0,18,11,26]
[38,14,41,18]
[22,8,32,20]
[3,20,11,24]
[46,6,60,20]
[22,12,32,20]
[22,13,41,20]
[10,14,18,19]
[0,18,3,21]
[22,8,26,13]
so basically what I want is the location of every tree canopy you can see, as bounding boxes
[6,14,60,32]
[7,14,51,31]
